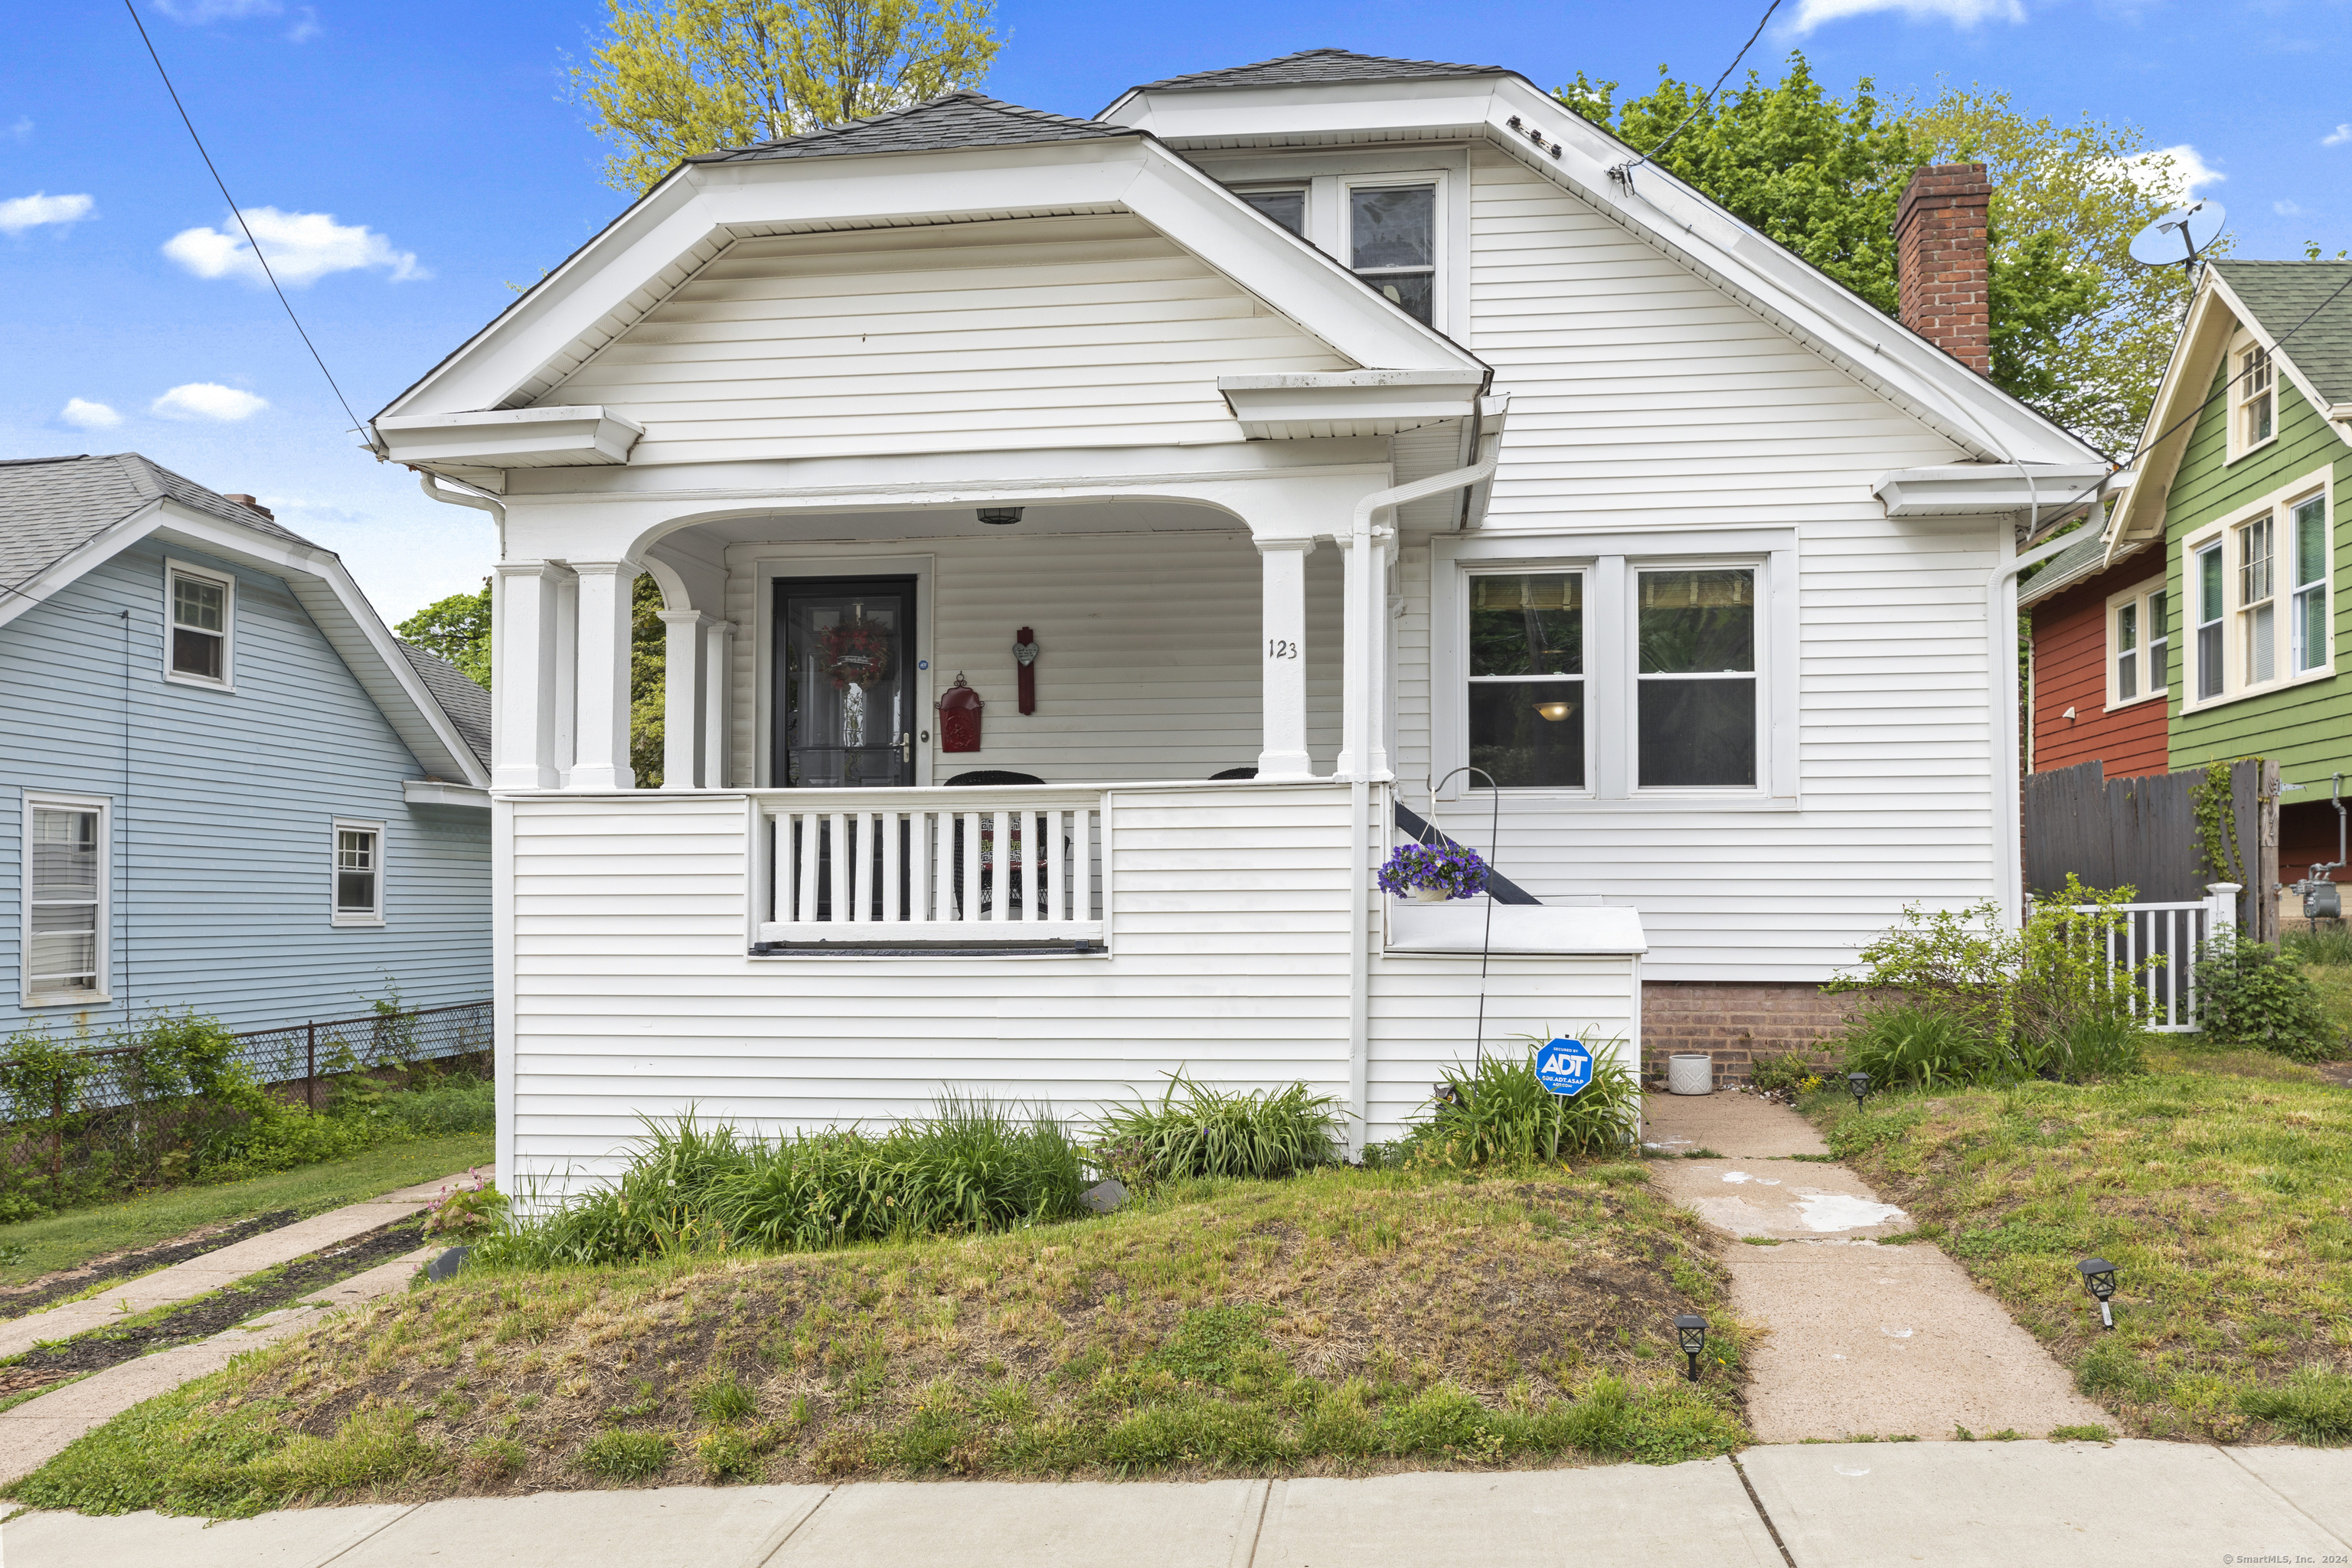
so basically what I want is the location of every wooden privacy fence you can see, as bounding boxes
[2026,759,2278,942]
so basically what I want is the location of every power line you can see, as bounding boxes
[1609,0,1785,193]
[123,0,377,450]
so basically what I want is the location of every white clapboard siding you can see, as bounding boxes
[1370,149,1999,985]
[725,528,1345,789]
[1367,953,1640,1136]
[541,214,1353,463]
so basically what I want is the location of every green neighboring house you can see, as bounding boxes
[2103,260,2352,890]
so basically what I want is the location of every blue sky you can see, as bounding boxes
[3,1,2346,623]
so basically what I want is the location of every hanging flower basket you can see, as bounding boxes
[1377,841,1489,902]
[820,619,891,691]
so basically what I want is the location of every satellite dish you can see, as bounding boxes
[2130,201,2226,267]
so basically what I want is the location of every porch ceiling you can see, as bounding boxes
[657,498,1253,549]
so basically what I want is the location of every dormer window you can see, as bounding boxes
[2230,337,2277,461]
[1348,181,1436,325]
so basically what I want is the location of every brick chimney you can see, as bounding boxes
[222,493,276,521]
[1895,162,1994,376]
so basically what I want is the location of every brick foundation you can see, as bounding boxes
[1641,981,1854,1088]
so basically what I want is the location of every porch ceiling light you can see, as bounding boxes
[1847,1071,1870,1108]
[1534,701,1577,722]
[2076,1256,2119,1331]
[978,507,1024,526]
[1674,1315,1707,1381]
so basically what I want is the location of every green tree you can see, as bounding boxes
[1907,84,2229,449]
[1557,56,2128,445]
[396,580,493,688]
[581,0,1003,193]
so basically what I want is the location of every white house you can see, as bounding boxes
[374,51,2101,1194]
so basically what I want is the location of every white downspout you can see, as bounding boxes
[1341,428,1504,1153]
[415,468,507,546]
[1990,520,2090,922]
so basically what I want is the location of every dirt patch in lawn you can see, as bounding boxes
[0,1215,426,1403]
[0,1209,301,1322]
[12,1165,1756,1517]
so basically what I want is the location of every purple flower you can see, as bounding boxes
[1377,842,1489,900]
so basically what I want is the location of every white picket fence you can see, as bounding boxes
[2074,882,2240,1034]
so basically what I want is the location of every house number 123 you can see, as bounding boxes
[1266,639,1298,659]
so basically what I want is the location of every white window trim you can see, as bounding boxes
[331,818,387,927]
[1461,567,1593,798]
[163,557,236,691]
[2104,574,2170,710]
[2179,465,2335,714]
[1339,169,1449,335]
[2226,330,2279,466]
[21,790,111,1007]
[1432,529,1799,808]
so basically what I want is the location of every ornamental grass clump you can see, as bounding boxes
[1090,1073,1345,1187]
[1393,1037,1639,1166]
[1375,841,1489,900]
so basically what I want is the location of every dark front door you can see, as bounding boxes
[773,577,916,789]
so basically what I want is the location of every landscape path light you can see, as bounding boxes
[1847,1071,1870,1109]
[2077,1257,2119,1331]
[1674,1315,1707,1382]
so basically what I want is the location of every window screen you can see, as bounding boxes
[1636,569,1757,789]
[170,572,226,681]
[1350,184,1436,325]
[335,827,380,919]
[1465,573,1583,788]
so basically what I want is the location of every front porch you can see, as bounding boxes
[501,778,1643,1198]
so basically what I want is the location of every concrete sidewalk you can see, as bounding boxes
[6,1442,2345,1568]
[0,1173,463,1360]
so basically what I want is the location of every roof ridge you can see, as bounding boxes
[688,90,1131,164]
[1125,47,1510,95]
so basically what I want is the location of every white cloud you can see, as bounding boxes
[162,207,426,286]
[1792,0,2024,32]
[286,5,320,41]
[60,398,122,430]
[7,117,30,142]
[2276,200,2305,217]
[152,383,268,422]
[0,191,95,237]
[2106,144,2226,201]
[155,0,283,20]
[2326,125,2352,148]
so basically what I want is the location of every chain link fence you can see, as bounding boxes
[0,1001,491,1215]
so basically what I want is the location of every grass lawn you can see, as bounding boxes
[2304,963,2352,1042]
[11,1161,1749,1517]
[0,1132,489,1289]
[1805,1047,2352,1444]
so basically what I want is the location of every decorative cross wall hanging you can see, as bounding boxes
[1013,627,1040,715]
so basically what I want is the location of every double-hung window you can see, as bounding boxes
[1347,181,1437,325]
[2184,470,2334,708]
[2292,494,2330,673]
[2108,579,2168,706]
[165,561,233,688]
[1636,569,1758,789]
[23,795,106,1003]
[332,820,384,926]
[1466,573,1583,788]
[2232,341,2275,459]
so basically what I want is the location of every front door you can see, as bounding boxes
[773,577,916,789]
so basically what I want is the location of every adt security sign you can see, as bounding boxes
[1536,1037,1592,1097]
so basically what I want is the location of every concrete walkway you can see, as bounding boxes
[1644,1091,2111,1442]
[0,1241,439,1485]
[0,1174,462,1360]
[8,1442,2346,1568]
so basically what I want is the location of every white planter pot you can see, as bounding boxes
[1410,884,1452,903]
[1667,1054,1714,1096]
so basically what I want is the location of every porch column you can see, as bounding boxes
[1335,534,1370,779]
[701,619,735,789]
[490,562,567,789]
[657,609,717,789]
[569,560,639,791]
[1256,538,1315,780]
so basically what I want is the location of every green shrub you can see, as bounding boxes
[1090,1074,1344,1187]
[1841,1004,1997,1090]
[579,1429,672,1481]
[1748,1051,1826,1096]
[1391,1036,1639,1166]
[2194,936,2346,1062]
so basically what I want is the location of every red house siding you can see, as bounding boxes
[2030,562,2169,779]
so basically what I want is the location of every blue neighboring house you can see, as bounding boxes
[1,452,493,1042]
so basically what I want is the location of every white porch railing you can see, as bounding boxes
[756,788,1105,946]
[2075,883,2239,1034]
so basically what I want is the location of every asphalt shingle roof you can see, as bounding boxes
[686,92,1138,165]
[398,642,492,770]
[2213,260,2352,409]
[1126,47,1511,94]
[0,452,313,592]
